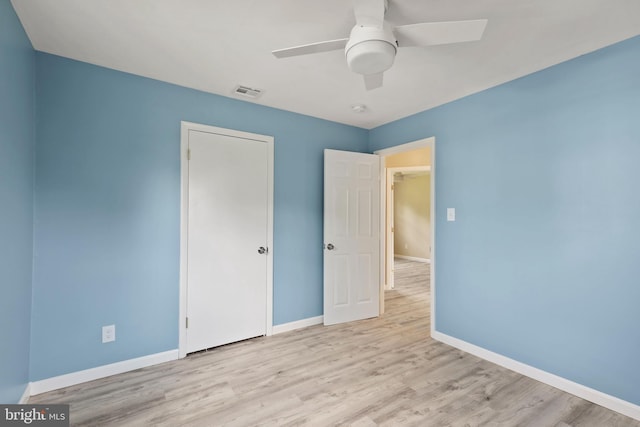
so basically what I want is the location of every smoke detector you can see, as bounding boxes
[351,104,367,113]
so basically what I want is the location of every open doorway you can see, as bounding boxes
[386,165,431,289]
[375,138,435,334]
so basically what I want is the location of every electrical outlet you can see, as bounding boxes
[102,325,115,343]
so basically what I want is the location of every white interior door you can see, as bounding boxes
[186,128,269,353]
[324,149,380,325]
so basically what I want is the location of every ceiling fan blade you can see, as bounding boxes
[394,19,488,48]
[363,73,384,90]
[272,38,349,58]
[353,0,386,28]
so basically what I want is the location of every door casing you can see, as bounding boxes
[178,121,274,358]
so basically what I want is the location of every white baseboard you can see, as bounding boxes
[272,316,323,335]
[395,255,430,263]
[19,383,31,404]
[432,331,640,422]
[30,350,179,396]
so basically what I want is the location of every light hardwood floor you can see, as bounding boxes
[30,259,639,426]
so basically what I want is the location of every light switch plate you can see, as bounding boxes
[447,208,456,222]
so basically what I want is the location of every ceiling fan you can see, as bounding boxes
[272,0,488,90]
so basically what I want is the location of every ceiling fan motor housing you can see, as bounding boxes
[345,24,397,75]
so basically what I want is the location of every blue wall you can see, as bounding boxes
[30,53,368,380]
[370,35,640,405]
[0,0,35,403]
[6,2,640,409]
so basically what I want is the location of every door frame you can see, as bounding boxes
[385,166,431,290]
[178,121,274,358]
[374,137,435,335]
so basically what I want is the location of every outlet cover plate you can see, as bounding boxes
[102,325,115,343]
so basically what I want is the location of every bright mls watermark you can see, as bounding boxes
[0,405,68,426]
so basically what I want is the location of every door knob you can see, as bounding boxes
[258,246,268,254]
[326,243,335,250]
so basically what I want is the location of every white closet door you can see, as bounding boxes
[186,128,269,353]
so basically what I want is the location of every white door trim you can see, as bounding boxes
[385,169,394,291]
[179,121,274,359]
[374,137,435,334]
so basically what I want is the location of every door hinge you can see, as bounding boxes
[185,317,189,328]
[391,184,394,190]
[187,149,191,160]
[391,226,394,233]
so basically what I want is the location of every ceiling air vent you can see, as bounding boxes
[233,85,263,99]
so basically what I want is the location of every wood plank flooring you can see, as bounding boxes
[30,259,639,426]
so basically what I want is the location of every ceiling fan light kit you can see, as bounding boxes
[272,0,488,91]
[345,25,397,75]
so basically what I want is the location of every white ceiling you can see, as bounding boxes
[11,0,640,129]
